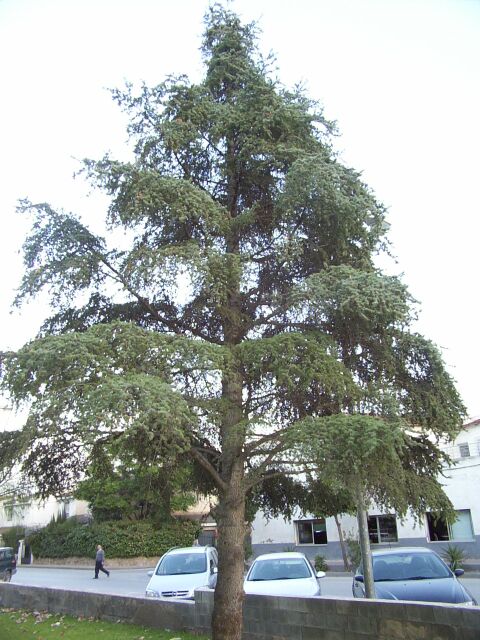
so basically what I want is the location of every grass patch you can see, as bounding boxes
[0,608,210,640]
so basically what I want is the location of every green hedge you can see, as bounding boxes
[27,519,200,559]
[1,526,25,550]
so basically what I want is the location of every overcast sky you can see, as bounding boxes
[0,0,479,418]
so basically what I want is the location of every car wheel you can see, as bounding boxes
[2,570,12,582]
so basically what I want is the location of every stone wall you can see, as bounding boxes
[1,583,480,639]
[0,584,196,632]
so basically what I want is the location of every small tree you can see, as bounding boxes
[74,456,196,522]
[304,477,356,571]
[296,415,457,597]
[285,258,465,597]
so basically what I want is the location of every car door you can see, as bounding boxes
[208,549,218,588]
[352,566,366,597]
[0,549,13,581]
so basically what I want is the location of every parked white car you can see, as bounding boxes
[145,546,218,600]
[244,552,325,597]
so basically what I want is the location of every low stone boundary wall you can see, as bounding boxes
[0,584,196,632]
[30,556,158,568]
[1,583,480,639]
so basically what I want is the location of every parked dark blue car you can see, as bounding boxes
[352,547,476,605]
[0,547,17,582]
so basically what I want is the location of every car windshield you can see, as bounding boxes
[156,553,207,576]
[248,558,312,581]
[364,553,451,582]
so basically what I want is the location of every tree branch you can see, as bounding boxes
[190,446,227,492]
[96,252,218,343]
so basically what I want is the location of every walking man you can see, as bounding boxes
[94,544,110,578]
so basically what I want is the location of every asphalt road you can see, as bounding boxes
[10,567,480,604]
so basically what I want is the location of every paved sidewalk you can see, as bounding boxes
[23,561,480,578]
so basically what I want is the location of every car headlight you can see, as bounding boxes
[146,589,160,598]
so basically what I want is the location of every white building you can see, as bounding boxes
[0,404,89,538]
[251,418,480,562]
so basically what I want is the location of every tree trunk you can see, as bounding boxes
[355,484,375,598]
[211,464,246,640]
[211,348,246,640]
[211,158,246,639]
[334,514,350,572]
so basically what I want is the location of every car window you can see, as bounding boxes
[366,553,451,581]
[247,558,312,581]
[156,553,207,576]
[403,553,450,579]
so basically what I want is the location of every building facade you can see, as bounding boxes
[251,418,480,563]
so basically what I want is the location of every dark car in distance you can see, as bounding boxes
[0,547,17,582]
[353,547,476,606]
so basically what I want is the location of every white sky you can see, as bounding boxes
[0,0,479,417]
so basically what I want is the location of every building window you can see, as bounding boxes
[3,499,31,522]
[367,514,398,543]
[295,519,328,545]
[4,503,13,522]
[426,510,474,542]
[458,443,470,458]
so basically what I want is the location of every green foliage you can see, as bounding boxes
[344,533,361,571]
[246,472,308,523]
[314,554,328,572]
[0,431,23,486]
[27,518,199,559]
[304,477,356,520]
[1,322,217,497]
[48,506,68,527]
[293,414,455,523]
[282,545,296,553]
[1,4,463,511]
[1,526,25,550]
[74,459,196,522]
[441,544,467,571]
[244,535,253,561]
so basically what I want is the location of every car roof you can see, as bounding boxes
[165,546,213,555]
[253,552,308,561]
[372,547,434,557]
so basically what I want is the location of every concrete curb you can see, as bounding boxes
[18,564,154,572]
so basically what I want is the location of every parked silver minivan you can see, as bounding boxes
[145,546,218,599]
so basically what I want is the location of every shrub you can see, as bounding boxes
[1,527,25,551]
[344,532,361,571]
[314,554,328,572]
[441,544,467,571]
[27,518,200,559]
